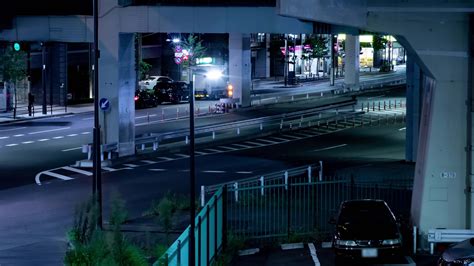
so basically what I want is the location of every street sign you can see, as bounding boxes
[174,57,183,65]
[99,98,110,111]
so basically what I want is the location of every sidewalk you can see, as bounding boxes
[0,103,93,124]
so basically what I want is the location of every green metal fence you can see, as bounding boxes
[155,187,226,266]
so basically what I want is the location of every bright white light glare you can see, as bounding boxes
[206,70,223,80]
[172,38,181,43]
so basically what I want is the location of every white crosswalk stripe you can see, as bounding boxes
[268,136,292,142]
[244,141,266,146]
[62,166,92,176]
[217,146,238,151]
[195,151,209,155]
[232,143,253,149]
[256,139,278,144]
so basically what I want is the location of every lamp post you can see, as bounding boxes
[189,68,196,266]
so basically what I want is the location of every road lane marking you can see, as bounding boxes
[141,160,157,164]
[38,138,50,142]
[195,151,208,155]
[232,144,253,149]
[5,143,18,147]
[82,117,94,120]
[256,138,278,144]
[149,168,166,172]
[203,148,222,153]
[244,141,265,146]
[157,157,173,161]
[67,134,78,137]
[399,127,406,131]
[35,170,73,185]
[175,153,190,158]
[123,164,139,168]
[308,243,321,266]
[63,115,74,118]
[292,132,314,138]
[313,144,347,152]
[13,134,25,137]
[236,171,253,174]
[0,136,9,139]
[280,134,300,140]
[202,170,226,174]
[217,146,237,151]
[62,147,82,152]
[62,166,92,176]
[29,127,71,135]
[21,141,34,144]
[81,132,91,135]
[268,137,291,142]
[0,127,26,132]
[53,136,64,139]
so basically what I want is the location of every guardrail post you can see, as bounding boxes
[320,91,323,97]
[201,186,205,207]
[291,95,294,101]
[384,101,386,110]
[100,145,104,162]
[212,131,215,140]
[306,93,309,99]
[280,119,283,130]
[378,101,381,111]
[153,141,158,151]
[237,128,240,135]
[319,161,323,181]
[287,180,292,241]
[260,123,263,131]
[413,226,417,255]
[206,205,210,266]
[361,102,364,111]
[234,182,239,202]
[389,100,392,109]
[198,215,202,266]
[88,145,92,160]
[177,108,179,119]
[284,171,288,190]
[185,136,189,145]
[394,100,397,109]
[108,151,112,160]
[141,144,145,151]
[308,166,312,183]
[366,104,369,112]
[260,176,264,196]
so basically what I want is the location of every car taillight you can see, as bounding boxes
[134,96,139,101]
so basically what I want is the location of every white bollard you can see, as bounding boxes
[319,161,323,181]
[185,136,189,144]
[200,186,205,207]
[308,166,312,183]
[413,226,417,255]
[141,144,145,151]
[260,123,263,131]
[161,109,165,121]
[237,128,240,135]
[260,176,265,196]
[306,93,309,99]
[212,131,215,140]
[234,182,239,202]
[177,108,179,119]
[291,95,294,101]
[284,171,288,190]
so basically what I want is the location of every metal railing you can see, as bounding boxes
[155,187,227,266]
[82,98,358,159]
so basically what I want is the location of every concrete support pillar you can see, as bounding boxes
[344,34,360,90]
[254,34,271,79]
[229,33,251,107]
[98,1,135,156]
[405,53,422,162]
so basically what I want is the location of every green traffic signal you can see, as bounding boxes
[13,42,21,51]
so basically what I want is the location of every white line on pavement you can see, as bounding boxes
[82,117,94,120]
[0,136,9,139]
[0,127,26,132]
[175,153,190,158]
[195,151,208,155]
[399,127,406,131]
[123,164,139,168]
[313,144,347,152]
[149,169,166,172]
[67,134,78,137]
[21,141,34,144]
[35,170,73,185]
[29,127,71,135]
[157,157,174,161]
[204,148,222,153]
[202,170,226,174]
[141,160,157,164]
[256,138,278,144]
[236,171,253,174]
[217,146,237,151]
[62,166,93,176]
[13,134,25,137]
[244,141,265,146]
[53,136,64,139]
[81,132,91,135]
[269,137,291,142]
[5,143,18,147]
[308,243,321,266]
[38,139,49,142]
[232,144,253,149]
[61,147,82,152]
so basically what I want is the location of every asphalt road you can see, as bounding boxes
[0,99,410,264]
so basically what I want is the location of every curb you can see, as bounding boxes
[0,112,75,125]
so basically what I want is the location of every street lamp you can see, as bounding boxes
[172,38,181,44]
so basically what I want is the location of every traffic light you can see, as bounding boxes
[13,42,20,51]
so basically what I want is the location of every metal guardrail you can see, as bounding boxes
[82,98,357,160]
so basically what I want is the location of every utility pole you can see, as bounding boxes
[42,43,47,115]
[189,70,196,266]
[92,0,103,228]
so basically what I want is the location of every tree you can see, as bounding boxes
[0,46,27,118]
[303,35,328,77]
[171,34,207,81]
[372,34,387,68]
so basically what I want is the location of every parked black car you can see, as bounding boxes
[331,199,403,264]
[134,89,157,109]
[438,238,474,266]
[153,81,180,104]
[173,81,190,102]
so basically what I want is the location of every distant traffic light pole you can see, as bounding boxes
[93,0,103,228]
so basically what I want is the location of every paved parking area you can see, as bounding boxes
[234,242,439,266]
